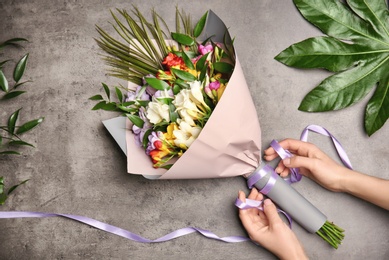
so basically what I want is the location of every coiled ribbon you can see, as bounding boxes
[0,125,352,244]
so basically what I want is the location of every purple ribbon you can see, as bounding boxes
[235,198,292,228]
[0,211,250,243]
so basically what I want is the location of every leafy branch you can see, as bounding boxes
[0,37,44,205]
[275,0,389,136]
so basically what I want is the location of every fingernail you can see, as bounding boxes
[283,158,291,165]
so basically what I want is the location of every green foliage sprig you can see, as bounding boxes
[0,37,44,205]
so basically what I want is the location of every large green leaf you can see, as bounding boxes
[275,0,389,136]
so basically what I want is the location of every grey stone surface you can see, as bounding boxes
[0,0,388,259]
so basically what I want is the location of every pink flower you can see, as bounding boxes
[209,81,220,90]
[198,44,213,55]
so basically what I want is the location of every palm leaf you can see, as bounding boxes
[95,7,197,85]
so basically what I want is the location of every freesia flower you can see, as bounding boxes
[156,70,175,81]
[209,81,220,91]
[162,52,186,70]
[132,107,152,146]
[189,81,210,112]
[198,44,213,55]
[173,120,202,150]
[126,86,150,102]
[155,89,174,99]
[146,98,170,124]
[173,89,202,126]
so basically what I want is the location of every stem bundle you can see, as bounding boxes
[316,220,345,249]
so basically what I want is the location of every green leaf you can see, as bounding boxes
[100,102,118,111]
[16,117,44,135]
[213,62,234,74]
[7,179,29,195]
[0,38,28,49]
[142,128,152,148]
[92,101,106,110]
[298,55,386,111]
[173,84,181,95]
[0,59,11,68]
[89,94,104,101]
[8,108,21,135]
[276,0,389,135]
[102,83,110,100]
[0,177,3,194]
[169,103,178,123]
[115,87,123,102]
[275,36,382,72]
[181,51,195,70]
[195,52,209,72]
[8,140,35,147]
[145,77,170,90]
[171,32,195,46]
[0,193,7,205]
[0,151,20,155]
[13,53,29,83]
[193,11,208,38]
[127,114,144,128]
[2,91,26,100]
[365,77,389,136]
[0,70,8,92]
[170,68,197,81]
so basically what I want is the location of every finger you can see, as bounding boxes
[283,156,317,175]
[263,199,283,227]
[238,190,246,203]
[255,190,264,201]
[248,188,259,200]
[278,139,320,158]
[275,162,285,174]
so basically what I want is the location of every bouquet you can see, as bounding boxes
[92,7,345,248]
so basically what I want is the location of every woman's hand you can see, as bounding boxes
[238,188,307,260]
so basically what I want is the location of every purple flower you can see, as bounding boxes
[146,131,163,155]
[132,107,152,146]
[154,89,174,99]
[126,86,150,102]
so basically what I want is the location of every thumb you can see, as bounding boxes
[283,156,315,175]
[263,199,283,227]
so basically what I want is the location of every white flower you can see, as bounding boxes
[189,80,210,111]
[173,120,202,149]
[146,98,170,124]
[173,89,201,126]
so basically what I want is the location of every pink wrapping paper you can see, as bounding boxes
[126,56,261,179]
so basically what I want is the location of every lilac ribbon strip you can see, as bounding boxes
[300,125,353,169]
[235,198,292,228]
[0,211,250,243]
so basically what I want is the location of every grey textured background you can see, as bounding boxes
[1,0,388,259]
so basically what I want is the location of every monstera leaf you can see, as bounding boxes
[275,0,389,136]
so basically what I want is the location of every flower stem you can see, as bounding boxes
[316,220,345,249]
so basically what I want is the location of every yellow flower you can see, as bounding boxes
[217,83,226,101]
[164,123,178,144]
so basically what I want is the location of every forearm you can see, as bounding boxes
[341,168,389,210]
